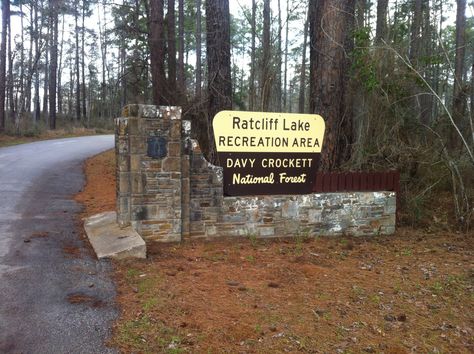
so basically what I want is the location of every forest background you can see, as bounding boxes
[0,0,473,231]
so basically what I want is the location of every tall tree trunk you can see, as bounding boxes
[310,0,355,171]
[167,0,177,103]
[283,0,290,111]
[356,0,366,28]
[120,35,127,107]
[43,26,49,117]
[0,0,9,132]
[15,0,26,132]
[408,0,427,128]
[58,14,65,115]
[103,1,112,118]
[433,0,444,118]
[49,0,59,129]
[375,0,388,44]
[409,0,422,62]
[206,0,232,163]
[68,56,73,115]
[261,0,271,111]
[470,62,474,144]
[420,0,432,125]
[177,0,185,100]
[298,12,308,114]
[275,0,282,111]
[19,0,25,116]
[26,3,34,114]
[451,0,467,149]
[248,0,256,110]
[149,0,166,104]
[195,0,202,98]
[34,1,40,122]
[81,2,87,122]
[119,35,127,107]
[75,2,81,122]
[7,13,14,123]
[97,0,108,118]
[470,62,474,131]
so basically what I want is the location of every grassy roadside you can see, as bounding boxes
[77,150,474,354]
[0,127,112,148]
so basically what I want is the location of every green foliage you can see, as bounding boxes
[247,231,258,248]
[351,28,379,92]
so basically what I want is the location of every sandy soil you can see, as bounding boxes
[76,150,473,354]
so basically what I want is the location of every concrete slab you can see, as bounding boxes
[84,211,146,259]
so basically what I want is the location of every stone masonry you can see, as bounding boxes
[116,104,396,242]
[115,105,183,242]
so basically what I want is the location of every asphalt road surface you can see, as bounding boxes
[0,136,117,354]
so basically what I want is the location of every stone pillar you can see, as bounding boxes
[181,120,192,238]
[115,117,131,227]
[115,104,183,242]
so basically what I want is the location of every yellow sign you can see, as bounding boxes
[213,111,325,153]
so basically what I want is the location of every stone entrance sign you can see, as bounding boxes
[115,105,396,242]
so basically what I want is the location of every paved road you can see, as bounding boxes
[0,136,117,354]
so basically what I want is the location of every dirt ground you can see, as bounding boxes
[76,150,473,354]
[75,149,116,215]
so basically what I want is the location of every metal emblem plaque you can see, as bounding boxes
[147,136,167,159]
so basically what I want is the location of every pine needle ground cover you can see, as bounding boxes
[77,150,473,353]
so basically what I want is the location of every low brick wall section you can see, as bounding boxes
[115,104,397,242]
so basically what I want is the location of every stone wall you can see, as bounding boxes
[115,104,396,243]
[187,147,395,239]
[115,105,183,242]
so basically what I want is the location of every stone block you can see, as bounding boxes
[117,214,131,228]
[117,137,129,154]
[122,104,139,117]
[130,154,142,172]
[130,173,144,194]
[116,118,128,136]
[118,195,130,210]
[221,213,246,223]
[258,226,275,237]
[117,154,130,172]
[144,160,162,170]
[170,120,181,139]
[282,200,299,218]
[191,210,202,222]
[172,221,182,234]
[168,142,181,157]
[125,117,139,134]
[381,225,395,234]
[84,212,146,259]
[129,136,146,154]
[191,222,205,232]
[182,120,191,137]
[118,173,130,194]
[132,205,172,221]
[206,225,217,236]
[163,157,181,172]
[190,232,206,238]
[181,157,190,178]
[150,233,181,243]
[169,106,182,120]
[140,105,161,118]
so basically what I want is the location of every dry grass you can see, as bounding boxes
[0,127,111,147]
